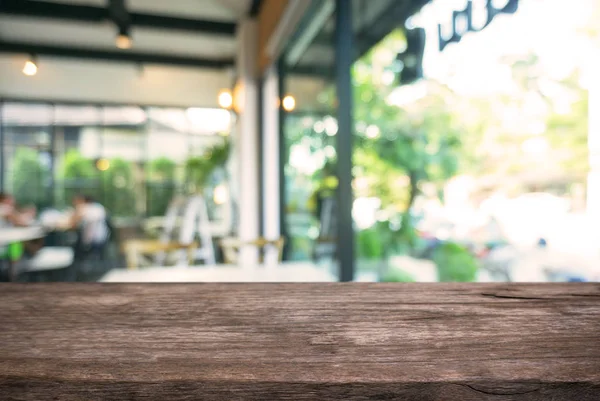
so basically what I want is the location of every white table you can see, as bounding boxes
[100,262,336,283]
[0,226,47,281]
[0,226,46,245]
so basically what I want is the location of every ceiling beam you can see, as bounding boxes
[0,41,234,69]
[248,0,264,17]
[354,0,430,58]
[0,0,237,35]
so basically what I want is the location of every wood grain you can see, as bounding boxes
[1,284,599,400]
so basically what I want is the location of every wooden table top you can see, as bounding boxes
[1,284,599,400]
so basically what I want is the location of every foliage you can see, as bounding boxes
[380,267,416,283]
[185,140,230,192]
[432,242,479,282]
[100,158,136,217]
[59,151,136,216]
[60,149,100,205]
[148,157,177,180]
[350,30,464,255]
[147,158,177,217]
[10,148,50,209]
[357,228,384,260]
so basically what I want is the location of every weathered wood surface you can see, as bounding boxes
[1,283,599,400]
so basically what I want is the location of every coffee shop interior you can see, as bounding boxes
[1,0,599,283]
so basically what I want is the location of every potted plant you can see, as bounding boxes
[184,139,231,195]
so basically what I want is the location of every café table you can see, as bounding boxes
[0,226,46,281]
[0,226,46,245]
[100,262,336,283]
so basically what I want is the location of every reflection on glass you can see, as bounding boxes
[349,0,599,283]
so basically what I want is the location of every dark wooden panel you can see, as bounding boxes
[257,0,289,73]
[1,284,599,400]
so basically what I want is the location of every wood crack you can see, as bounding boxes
[461,383,541,396]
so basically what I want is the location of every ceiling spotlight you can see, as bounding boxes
[22,55,38,76]
[116,26,132,49]
[218,89,233,109]
[282,95,296,112]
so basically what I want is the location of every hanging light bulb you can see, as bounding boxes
[116,26,133,49]
[218,89,233,109]
[282,95,296,112]
[22,55,38,76]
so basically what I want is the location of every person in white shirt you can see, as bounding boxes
[68,195,109,248]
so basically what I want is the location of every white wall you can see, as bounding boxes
[0,54,230,108]
[262,65,281,262]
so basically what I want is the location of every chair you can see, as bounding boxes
[19,247,75,282]
[220,237,285,265]
[72,215,120,281]
[122,196,215,269]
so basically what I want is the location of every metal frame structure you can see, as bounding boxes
[0,0,238,35]
[334,0,355,282]
[0,42,234,69]
[276,0,430,280]
[0,0,263,69]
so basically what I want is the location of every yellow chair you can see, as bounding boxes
[122,239,198,270]
[219,237,285,265]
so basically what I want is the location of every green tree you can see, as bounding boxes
[10,148,50,209]
[184,140,230,193]
[147,158,177,217]
[352,30,463,251]
[59,149,99,206]
[100,158,136,217]
[433,242,479,282]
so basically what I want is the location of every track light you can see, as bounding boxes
[282,95,296,112]
[116,26,132,49]
[218,89,233,109]
[22,55,38,76]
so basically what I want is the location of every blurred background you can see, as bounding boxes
[0,0,599,283]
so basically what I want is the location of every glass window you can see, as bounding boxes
[349,0,599,283]
[53,104,102,209]
[145,108,189,217]
[97,106,146,218]
[282,4,337,274]
[2,103,53,210]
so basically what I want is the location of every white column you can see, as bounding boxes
[235,19,260,266]
[262,65,281,266]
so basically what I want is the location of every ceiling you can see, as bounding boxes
[0,0,256,107]
[287,0,430,75]
[37,0,251,21]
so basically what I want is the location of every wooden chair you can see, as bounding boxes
[220,237,285,265]
[122,196,215,269]
[123,239,198,270]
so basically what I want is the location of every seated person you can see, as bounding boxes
[0,193,36,227]
[0,193,42,259]
[65,195,109,254]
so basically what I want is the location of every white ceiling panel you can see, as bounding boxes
[35,0,252,21]
[0,16,236,58]
[127,0,251,22]
[0,54,231,107]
